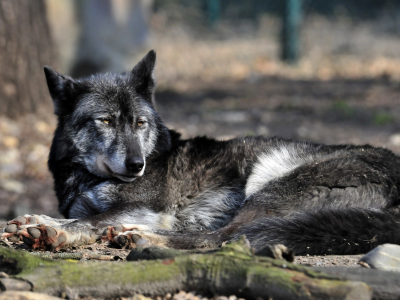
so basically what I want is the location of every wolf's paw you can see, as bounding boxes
[101,224,151,243]
[1,215,42,242]
[1,215,75,243]
[114,230,167,249]
[18,223,100,251]
[17,224,68,251]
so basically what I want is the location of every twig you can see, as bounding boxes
[30,251,118,261]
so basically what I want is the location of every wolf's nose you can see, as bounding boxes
[126,156,144,173]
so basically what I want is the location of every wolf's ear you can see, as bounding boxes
[44,66,83,116]
[130,50,156,106]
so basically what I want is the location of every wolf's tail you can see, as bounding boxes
[237,208,400,255]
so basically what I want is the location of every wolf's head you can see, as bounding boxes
[45,50,171,182]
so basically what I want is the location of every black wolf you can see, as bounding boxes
[2,50,400,256]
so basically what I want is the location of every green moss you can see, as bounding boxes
[249,264,301,293]
[216,236,254,260]
[244,131,256,137]
[373,112,393,125]
[332,100,354,118]
[0,247,54,275]
[59,259,182,287]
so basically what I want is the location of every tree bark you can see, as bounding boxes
[0,0,56,119]
[0,238,372,300]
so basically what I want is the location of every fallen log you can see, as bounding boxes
[318,267,400,300]
[0,237,371,300]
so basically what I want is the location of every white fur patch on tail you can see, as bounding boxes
[245,144,317,197]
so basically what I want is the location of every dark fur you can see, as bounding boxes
[40,50,400,255]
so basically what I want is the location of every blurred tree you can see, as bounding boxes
[71,0,152,78]
[0,0,56,119]
[282,0,302,63]
[206,0,220,27]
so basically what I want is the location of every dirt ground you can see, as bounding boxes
[2,8,400,300]
[1,11,400,275]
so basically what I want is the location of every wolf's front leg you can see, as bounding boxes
[2,204,176,251]
[103,226,170,249]
[108,228,227,250]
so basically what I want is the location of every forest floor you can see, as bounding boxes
[1,11,400,300]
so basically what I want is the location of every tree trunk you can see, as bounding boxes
[70,0,152,78]
[0,0,56,119]
[0,238,372,300]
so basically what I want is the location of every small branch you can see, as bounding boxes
[30,252,118,261]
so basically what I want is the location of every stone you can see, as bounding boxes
[0,118,20,136]
[218,111,249,124]
[389,133,400,146]
[0,179,25,194]
[0,149,23,176]
[2,136,19,148]
[256,125,270,136]
[26,144,48,164]
[0,291,62,300]
[359,244,400,272]
[0,278,31,291]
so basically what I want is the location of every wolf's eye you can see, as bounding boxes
[137,120,145,126]
[99,118,112,125]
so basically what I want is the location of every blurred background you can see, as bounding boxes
[0,0,399,219]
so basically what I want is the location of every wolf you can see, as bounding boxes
[2,50,400,256]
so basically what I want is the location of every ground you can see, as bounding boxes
[2,7,400,299]
[2,9,400,275]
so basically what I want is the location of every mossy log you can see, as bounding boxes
[0,238,372,300]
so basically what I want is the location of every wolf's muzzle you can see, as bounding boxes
[125,156,144,174]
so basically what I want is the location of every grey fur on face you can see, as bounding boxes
[67,86,158,181]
